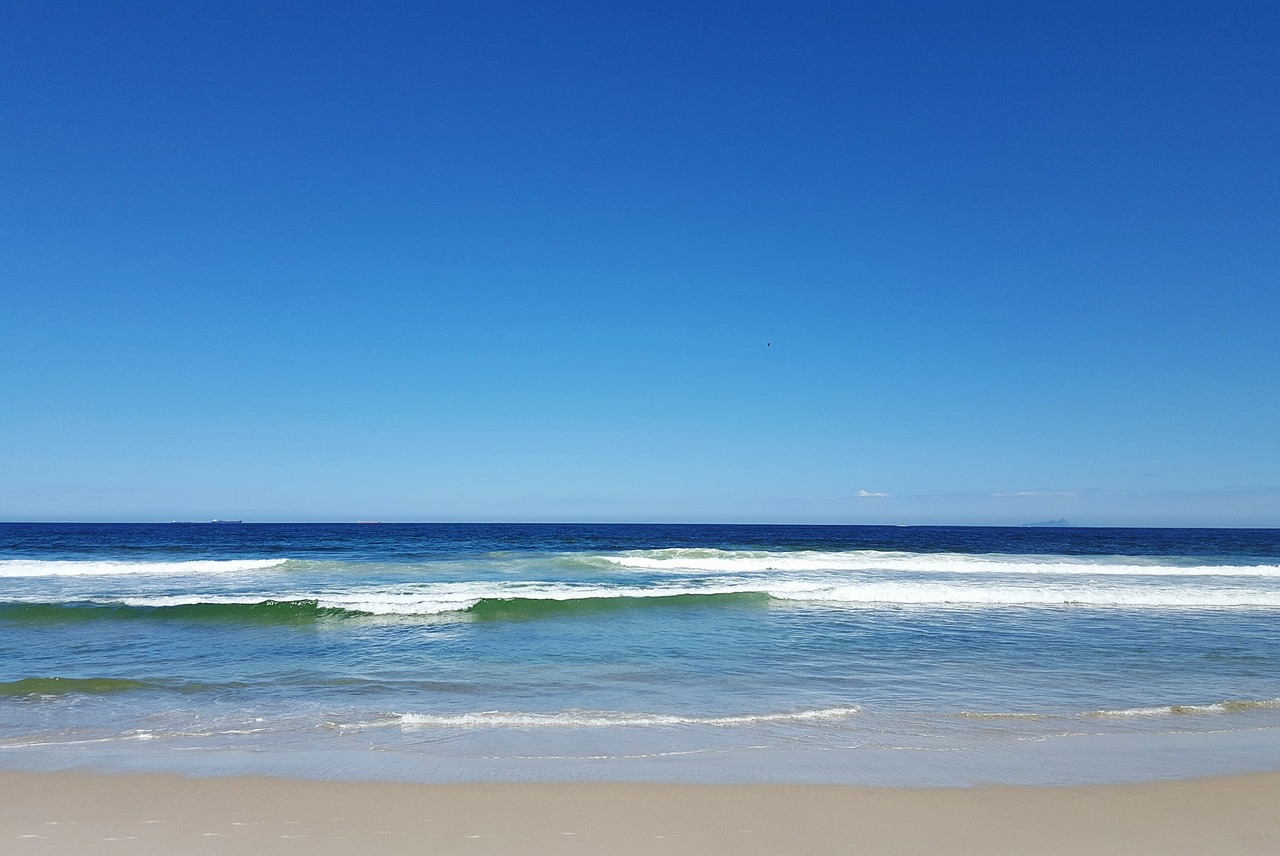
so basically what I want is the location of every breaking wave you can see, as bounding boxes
[1087,698,1280,717]
[597,548,1280,578]
[395,706,862,729]
[0,559,289,578]
[3,576,1280,626]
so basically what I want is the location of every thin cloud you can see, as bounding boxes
[787,491,894,501]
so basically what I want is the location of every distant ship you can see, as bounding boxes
[209,519,242,524]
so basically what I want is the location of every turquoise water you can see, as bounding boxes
[2,523,1279,784]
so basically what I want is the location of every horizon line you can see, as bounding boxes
[2,520,1277,530]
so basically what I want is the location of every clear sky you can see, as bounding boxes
[2,1,1277,526]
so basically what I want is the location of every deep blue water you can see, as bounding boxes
[4,522,1277,560]
[1,523,1278,785]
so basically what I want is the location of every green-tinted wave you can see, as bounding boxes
[0,676,153,697]
[0,590,776,627]
[464,590,773,621]
[0,676,254,697]
[0,599,351,626]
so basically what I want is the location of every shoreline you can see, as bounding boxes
[5,769,1279,854]
[6,723,1280,788]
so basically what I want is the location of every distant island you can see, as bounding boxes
[1021,519,1072,527]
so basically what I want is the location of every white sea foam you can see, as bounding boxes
[766,580,1280,608]
[396,706,862,729]
[115,594,283,608]
[0,559,289,578]
[309,581,769,616]
[600,549,1280,578]
[1087,699,1280,717]
[99,592,465,615]
[111,583,765,616]
[96,573,1280,614]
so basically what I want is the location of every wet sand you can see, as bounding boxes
[3,769,1279,854]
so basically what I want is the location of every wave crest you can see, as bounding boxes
[395,706,862,729]
[600,549,1280,578]
[1087,698,1280,717]
[0,559,289,578]
[0,677,153,697]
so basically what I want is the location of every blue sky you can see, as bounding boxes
[2,1,1277,525]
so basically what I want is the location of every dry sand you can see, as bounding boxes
[3,769,1278,854]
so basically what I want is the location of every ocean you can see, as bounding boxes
[1,523,1278,786]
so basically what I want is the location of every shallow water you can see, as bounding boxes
[2,523,1278,784]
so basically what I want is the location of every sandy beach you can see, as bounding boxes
[4,769,1278,855]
